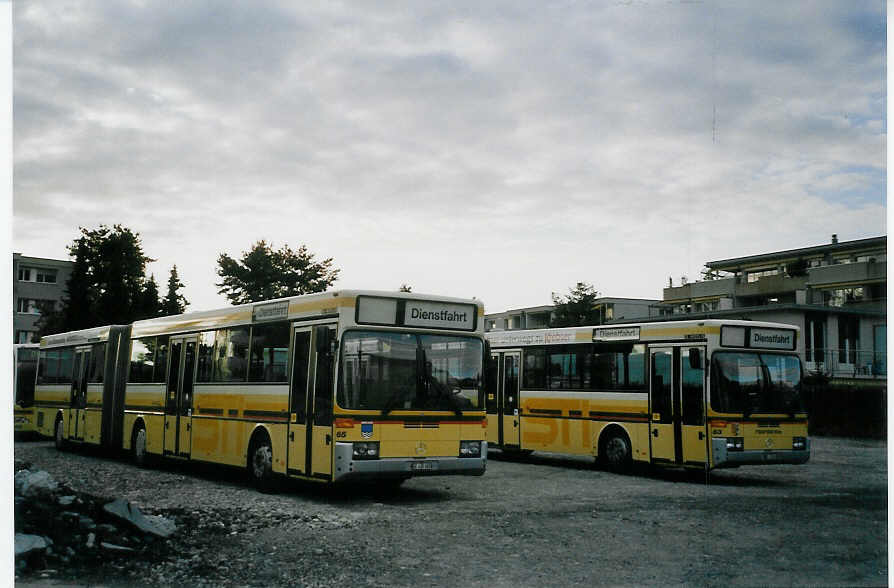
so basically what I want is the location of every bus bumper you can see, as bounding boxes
[333,441,487,482]
[711,438,811,468]
[14,414,33,433]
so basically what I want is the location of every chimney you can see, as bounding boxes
[832,234,838,244]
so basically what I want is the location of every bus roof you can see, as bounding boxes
[131,289,485,338]
[40,325,124,348]
[486,318,800,348]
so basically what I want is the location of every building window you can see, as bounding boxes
[17,266,58,283]
[805,313,826,364]
[873,325,887,375]
[693,300,719,313]
[36,269,57,283]
[838,316,859,364]
[16,299,49,314]
[746,269,779,283]
[15,330,36,344]
[824,287,864,307]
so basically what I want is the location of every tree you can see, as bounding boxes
[137,274,161,320]
[216,240,340,305]
[399,284,412,292]
[550,282,602,327]
[35,224,158,337]
[160,265,189,316]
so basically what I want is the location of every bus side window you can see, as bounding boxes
[290,331,311,422]
[485,355,498,415]
[313,328,336,426]
[682,349,705,425]
[651,351,672,423]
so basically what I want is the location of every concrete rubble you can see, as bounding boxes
[14,460,178,581]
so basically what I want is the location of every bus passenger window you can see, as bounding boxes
[681,349,704,425]
[290,331,311,419]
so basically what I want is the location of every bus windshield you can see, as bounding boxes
[338,330,483,413]
[711,352,804,415]
[15,347,39,407]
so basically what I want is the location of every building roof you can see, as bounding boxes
[608,303,885,324]
[706,236,886,271]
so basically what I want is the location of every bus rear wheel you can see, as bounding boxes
[132,425,148,467]
[600,430,632,473]
[54,418,65,451]
[248,435,274,492]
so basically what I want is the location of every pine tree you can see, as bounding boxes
[550,282,602,327]
[160,265,189,316]
[138,274,161,320]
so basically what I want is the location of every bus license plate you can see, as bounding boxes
[411,461,436,472]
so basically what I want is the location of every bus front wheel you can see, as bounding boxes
[600,429,632,473]
[248,434,274,492]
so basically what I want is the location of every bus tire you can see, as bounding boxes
[600,428,632,473]
[247,433,274,492]
[132,424,149,468]
[54,417,65,451]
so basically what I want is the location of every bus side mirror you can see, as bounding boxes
[315,326,332,355]
[689,348,703,370]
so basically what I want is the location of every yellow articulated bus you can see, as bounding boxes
[485,319,810,471]
[34,326,132,448]
[14,343,40,435]
[37,290,488,488]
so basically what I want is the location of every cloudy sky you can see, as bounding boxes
[12,1,886,314]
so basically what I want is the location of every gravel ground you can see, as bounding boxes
[14,436,887,587]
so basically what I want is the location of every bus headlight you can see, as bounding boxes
[459,441,481,457]
[725,437,744,452]
[792,437,807,450]
[352,442,379,460]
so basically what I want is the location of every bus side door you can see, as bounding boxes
[308,324,336,480]
[680,346,708,467]
[286,327,312,476]
[501,352,521,448]
[164,337,196,457]
[485,352,501,446]
[649,347,678,463]
[68,348,90,442]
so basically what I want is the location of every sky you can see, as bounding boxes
[11,1,887,314]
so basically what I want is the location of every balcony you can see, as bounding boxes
[663,276,736,302]
[804,348,887,380]
[807,260,886,288]
[736,273,809,297]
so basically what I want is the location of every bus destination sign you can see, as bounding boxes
[749,328,795,350]
[404,301,475,331]
[253,301,289,322]
[593,326,640,341]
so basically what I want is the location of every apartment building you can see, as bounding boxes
[658,235,886,381]
[13,254,73,343]
[484,298,660,332]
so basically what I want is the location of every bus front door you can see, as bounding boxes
[68,348,90,442]
[649,347,679,464]
[286,327,312,476]
[164,337,196,458]
[486,352,501,445]
[308,325,336,480]
[501,352,520,448]
[680,346,708,467]
[650,346,708,467]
